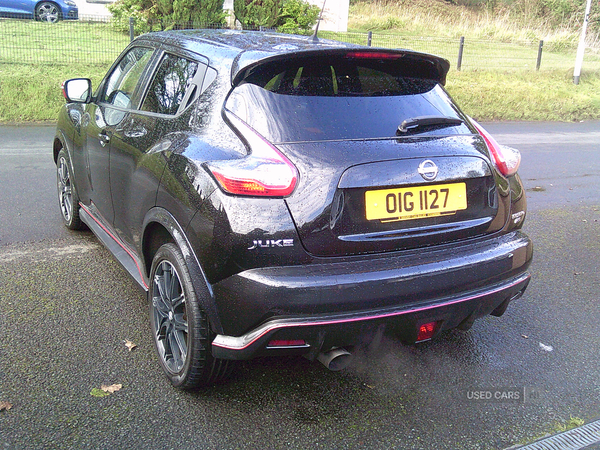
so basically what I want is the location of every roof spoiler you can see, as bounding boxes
[231,48,451,87]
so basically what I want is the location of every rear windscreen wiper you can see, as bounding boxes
[397,116,464,134]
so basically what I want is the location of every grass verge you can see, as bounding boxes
[2,63,599,123]
[1,9,600,123]
[348,0,600,53]
[446,69,600,122]
[0,64,107,123]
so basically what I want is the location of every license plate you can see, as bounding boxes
[365,182,467,222]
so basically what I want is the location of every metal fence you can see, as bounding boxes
[0,16,127,67]
[320,31,600,72]
[1,15,600,72]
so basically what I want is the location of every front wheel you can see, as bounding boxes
[149,243,233,389]
[56,149,82,230]
[36,2,61,22]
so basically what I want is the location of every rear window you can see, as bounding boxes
[229,53,469,142]
[242,54,440,97]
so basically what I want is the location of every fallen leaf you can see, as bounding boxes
[539,342,554,352]
[90,388,110,398]
[91,384,123,397]
[0,402,12,411]
[123,340,137,352]
[101,384,123,393]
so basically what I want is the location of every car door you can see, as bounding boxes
[0,0,31,15]
[109,49,208,250]
[84,45,155,225]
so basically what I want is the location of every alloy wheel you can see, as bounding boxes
[151,260,189,374]
[57,156,73,223]
[37,3,59,22]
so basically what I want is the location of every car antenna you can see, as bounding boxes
[310,0,326,43]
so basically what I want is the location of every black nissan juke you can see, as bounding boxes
[53,29,533,388]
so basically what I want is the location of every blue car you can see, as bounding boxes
[0,0,78,22]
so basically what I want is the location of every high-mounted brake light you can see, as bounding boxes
[206,110,298,197]
[345,51,403,60]
[471,119,521,177]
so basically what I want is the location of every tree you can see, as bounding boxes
[108,0,227,33]
[278,0,321,34]
[234,0,320,33]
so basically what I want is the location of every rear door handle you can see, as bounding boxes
[98,132,111,147]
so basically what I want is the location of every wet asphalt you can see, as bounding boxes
[0,122,599,450]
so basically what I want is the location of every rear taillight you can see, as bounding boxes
[205,110,298,197]
[471,120,521,177]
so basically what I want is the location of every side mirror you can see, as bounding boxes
[62,78,92,103]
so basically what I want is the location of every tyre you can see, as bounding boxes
[56,149,83,230]
[149,243,233,389]
[36,2,61,22]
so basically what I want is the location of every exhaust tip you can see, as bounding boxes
[491,290,523,317]
[316,347,353,371]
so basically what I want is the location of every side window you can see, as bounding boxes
[141,53,199,115]
[102,47,154,110]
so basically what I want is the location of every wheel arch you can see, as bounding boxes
[53,136,64,164]
[53,126,74,164]
[142,207,224,334]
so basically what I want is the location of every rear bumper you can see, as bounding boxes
[212,272,530,359]
[211,231,532,360]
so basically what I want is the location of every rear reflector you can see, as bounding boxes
[267,339,307,348]
[416,321,440,342]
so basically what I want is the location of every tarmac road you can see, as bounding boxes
[0,122,599,450]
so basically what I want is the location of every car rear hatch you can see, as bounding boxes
[226,49,508,257]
